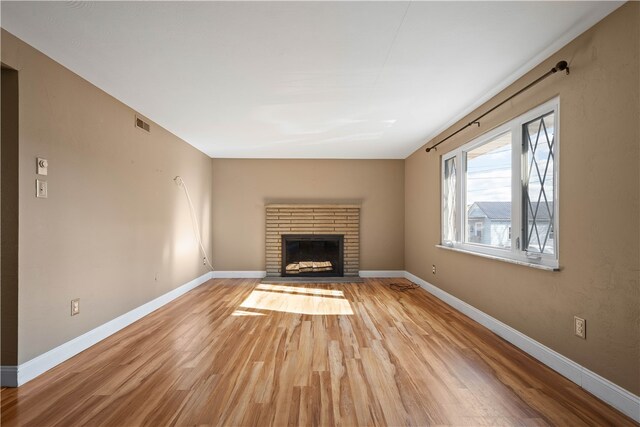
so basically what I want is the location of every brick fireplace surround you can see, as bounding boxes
[265,204,360,277]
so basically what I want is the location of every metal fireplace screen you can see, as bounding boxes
[281,234,344,277]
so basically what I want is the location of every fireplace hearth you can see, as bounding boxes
[281,235,344,277]
[265,204,359,277]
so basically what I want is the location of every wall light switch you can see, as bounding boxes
[37,157,48,175]
[36,179,48,198]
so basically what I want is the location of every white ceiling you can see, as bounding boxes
[1,1,622,159]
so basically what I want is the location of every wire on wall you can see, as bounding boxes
[174,176,214,271]
[425,60,570,153]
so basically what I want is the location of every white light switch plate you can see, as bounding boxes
[36,180,48,198]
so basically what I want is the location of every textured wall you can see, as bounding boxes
[1,30,213,364]
[404,3,639,394]
[211,159,404,272]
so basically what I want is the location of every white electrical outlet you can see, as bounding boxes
[71,299,80,316]
[432,265,436,275]
[574,316,586,339]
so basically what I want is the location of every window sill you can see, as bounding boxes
[436,245,560,272]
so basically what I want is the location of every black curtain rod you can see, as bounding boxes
[425,60,569,153]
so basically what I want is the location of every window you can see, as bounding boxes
[441,98,559,269]
[442,156,457,243]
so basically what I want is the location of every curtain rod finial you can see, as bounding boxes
[554,60,569,74]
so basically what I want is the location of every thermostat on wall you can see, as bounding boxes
[37,157,48,175]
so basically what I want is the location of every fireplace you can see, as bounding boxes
[266,204,359,277]
[281,234,344,277]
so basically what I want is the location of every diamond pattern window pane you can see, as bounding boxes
[523,112,555,255]
[443,157,457,243]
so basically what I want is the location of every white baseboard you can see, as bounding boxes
[403,271,640,423]
[359,270,406,278]
[0,271,213,387]
[211,270,266,279]
[210,271,404,279]
[0,366,18,387]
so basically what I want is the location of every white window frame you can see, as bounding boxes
[440,98,560,270]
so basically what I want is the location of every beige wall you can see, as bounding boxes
[405,2,639,394]
[1,30,213,364]
[211,159,404,272]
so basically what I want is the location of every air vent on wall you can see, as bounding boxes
[135,115,150,133]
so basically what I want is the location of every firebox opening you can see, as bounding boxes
[282,234,344,277]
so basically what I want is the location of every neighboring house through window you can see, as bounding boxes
[441,98,559,269]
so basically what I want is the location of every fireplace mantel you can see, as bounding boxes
[266,204,361,209]
[265,204,360,277]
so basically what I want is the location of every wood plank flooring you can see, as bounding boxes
[0,278,636,426]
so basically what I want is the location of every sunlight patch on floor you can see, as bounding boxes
[231,309,266,317]
[239,286,353,315]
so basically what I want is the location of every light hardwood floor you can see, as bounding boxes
[1,278,636,426]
